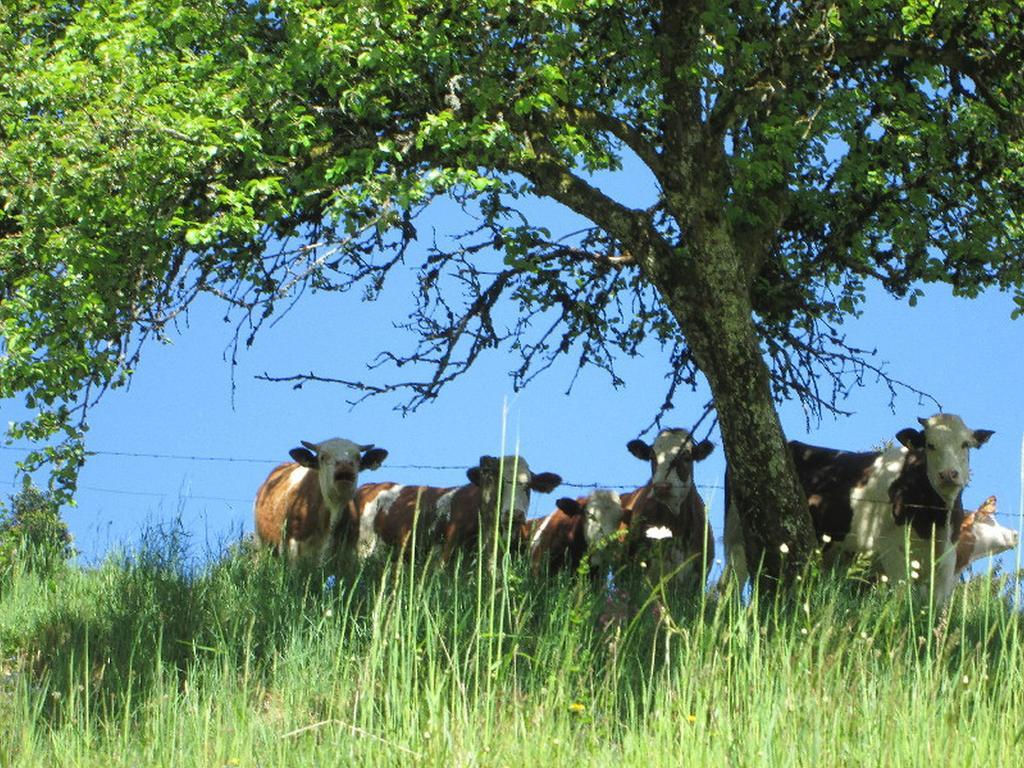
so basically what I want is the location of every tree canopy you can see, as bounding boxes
[2,0,1022,578]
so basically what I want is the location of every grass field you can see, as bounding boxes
[1,527,1022,768]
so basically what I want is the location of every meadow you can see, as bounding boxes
[1,526,1022,768]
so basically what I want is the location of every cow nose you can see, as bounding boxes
[334,467,356,483]
[939,469,961,485]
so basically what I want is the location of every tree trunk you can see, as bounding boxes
[663,228,817,586]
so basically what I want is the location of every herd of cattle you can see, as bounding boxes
[253,413,1018,604]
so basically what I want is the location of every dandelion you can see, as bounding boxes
[686,714,697,724]
[568,702,586,715]
[645,526,673,540]
[779,542,790,554]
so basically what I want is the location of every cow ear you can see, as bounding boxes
[530,472,563,493]
[289,447,318,468]
[693,440,715,462]
[466,467,482,486]
[556,497,584,517]
[360,447,388,471]
[972,429,995,447]
[627,439,651,461]
[895,428,924,449]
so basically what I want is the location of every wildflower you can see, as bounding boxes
[686,714,697,724]
[779,542,790,555]
[962,675,970,685]
[568,702,586,715]
[910,560,921,571]
[645,526,673,540]
[323,575,337,591]
[800,627,808,636]
[879,574,889,583]
[324,608,334,618]
[911,570,920,580]
[820,534,832,544]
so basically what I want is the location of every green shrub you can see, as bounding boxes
[0,478,74,582]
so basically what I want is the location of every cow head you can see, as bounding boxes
[957,495,1019,572]
[895,413,993,506]
[627,428,714,507]
[556,490,625,547]
[467,455,562,535]
[289,438,388,506]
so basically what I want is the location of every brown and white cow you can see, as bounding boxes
[721,413,993,604]
[529,490,625,576]
[956,495,1019,575]
[350,455,562,562]
[253,438,388,561]
[621,428,716,588]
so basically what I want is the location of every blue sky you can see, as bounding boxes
[3,180,1023,579]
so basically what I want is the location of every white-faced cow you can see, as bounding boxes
[254,438,389,561]
[529,490,625,576]
[721,413,993,604]
[621,428,716,588]
[350,455,562,562]
[956,495,1019,575]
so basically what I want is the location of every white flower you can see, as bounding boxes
[911,570,920,580]
[821,534,832,544]
[879,574,889,583]
[779,542,790,554]
[910,560,921,570]
[645,526,673,540]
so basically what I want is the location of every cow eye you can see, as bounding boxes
[926,443,936,451]
[961,441,970,450]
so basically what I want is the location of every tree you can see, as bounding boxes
[2,0,1022,583]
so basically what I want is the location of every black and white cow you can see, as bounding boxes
[621,428,716,589]
[721,414,993,604]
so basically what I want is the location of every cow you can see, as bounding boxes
[349,455,562,562]
[956,495,1019,575]
[253,438,389,561]
[529,490,625,576]
[620,428,716,589]
[721,413,993,605]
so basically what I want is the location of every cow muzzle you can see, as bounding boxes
[334,468,357,484]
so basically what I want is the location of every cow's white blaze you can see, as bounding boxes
[357,484,404,559]
[312,438,367,506]
[480,457,534,523]
[583,490,624,547]
[959,508,1019,571]
[919,414,979,504]
[649,430,697,510]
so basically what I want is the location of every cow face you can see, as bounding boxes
[289,438,388,506]
[467,455,562,531]
[895,414,993,505]
[958,496,1019,571]
[627,428,714,506]
[557,490,625,547]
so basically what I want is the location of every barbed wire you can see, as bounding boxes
[2,445,1019,517]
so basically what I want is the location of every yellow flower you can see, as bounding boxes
[568,702,586,714]
[686,714,697,724]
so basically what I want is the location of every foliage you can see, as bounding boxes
[0,478,73,581]
[0,527,1022,765]
[3,0,1022,581]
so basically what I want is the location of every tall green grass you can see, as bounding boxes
[1,526,1022,767]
